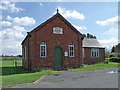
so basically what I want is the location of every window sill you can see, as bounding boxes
[91,57,99,58]
[40,57,47,58]
[69,56,74,58]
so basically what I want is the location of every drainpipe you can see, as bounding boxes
[78,34,83,65]
[78,35,84,67]
[27,32,32,71]
[78,35,80,67]
[81,37,84,66]
[104,48,105,61]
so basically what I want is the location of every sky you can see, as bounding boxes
[0,0,118,55]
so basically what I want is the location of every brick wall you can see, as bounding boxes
[22,38,28,68]
[22,15,83,69]
[22,13,105,69]
[83,47,105,64]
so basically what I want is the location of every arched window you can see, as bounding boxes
[69,43,74,57]
[40,42,46,58]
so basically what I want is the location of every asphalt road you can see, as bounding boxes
[12,68,118,88]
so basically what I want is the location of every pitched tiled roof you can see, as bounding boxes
[83,37,105,48]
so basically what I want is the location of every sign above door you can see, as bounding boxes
[53,27,63,34]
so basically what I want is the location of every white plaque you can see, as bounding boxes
[64,50,68,57]
[53,27,63,34]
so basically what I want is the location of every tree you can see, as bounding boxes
[118,43,120,46]
[105,50,110,58]
[90,34,94,38]
[93,36,96,39]
[86,33,97,39]
[87,33,90,38]
[111,46,115,53]
[2,54,4,57]
[83,34,86,37]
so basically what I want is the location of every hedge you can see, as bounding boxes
[109,57,120,62]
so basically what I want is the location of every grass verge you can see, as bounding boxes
[1,57,22,60]
[2,60,25,75]
[1,60,119,86]
[2,60,22,67]
[1,60,60,87]
[2,70,60,86]
[69,62,119,72]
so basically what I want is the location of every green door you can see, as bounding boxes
[54,46,62,67]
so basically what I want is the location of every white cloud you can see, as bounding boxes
[7,15,13,21]
[97,16,118,50]
[0,15,35,54]
[72,24,87,31]
[0,0,24,13]
[0,25,27,55]
[54,7,85,20]
[96,16,118,27]
[0,21,11,26]
[102,28,118,36]
[1,38,22,55]
[96,16,118,37]
[58,0,62,2]
[1,16,35,27]
[12,16,35,26]
[0,26,26,39]
[39,3,43,6]
[98,38,118,50]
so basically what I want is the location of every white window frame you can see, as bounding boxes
[40,42,46,58]
[83,48,84,58]
[25,46,26,59]
[69,43,74,57]
[97,49,99,57]
[91,48,99,58]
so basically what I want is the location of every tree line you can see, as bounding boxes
[83,33,97,39]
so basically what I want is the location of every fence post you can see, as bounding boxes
[15,61,17,74]
[13,60,14,65]
[15,61,17,67]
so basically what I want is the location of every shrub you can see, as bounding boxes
[110,53,120,58]
[109,57,120,62]
[105,51,110,58]
[104,60,109,64]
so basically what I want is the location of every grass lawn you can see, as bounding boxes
[2,60,25,75]
[1,59,60,87]
[1,57,22,60]
[69,62,119,72]
[2,70,60,86]
[1,58,119,86]
[2,60,22,67]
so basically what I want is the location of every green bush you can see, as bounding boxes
[110,53,120,58]
[109,57,120,62]
[105,51,110,58]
